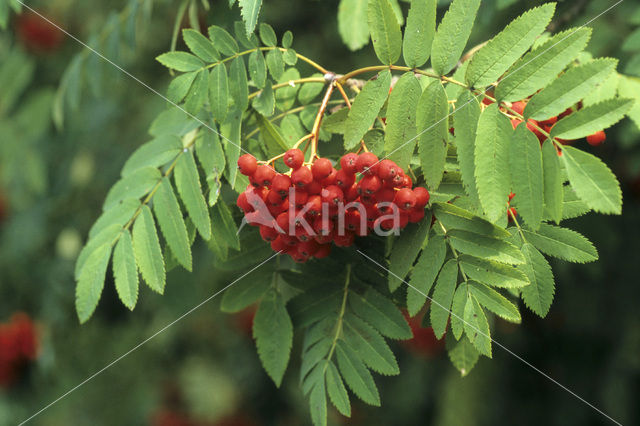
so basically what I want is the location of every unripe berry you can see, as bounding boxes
[253,165,276,187]
[586,130,606,146]
[311,158,333,180]
[291,166,313,189]
[394,188,416,210]
[413,187,430,208]
[377,159,399,180]
[237,154,258,176]
[340,153,358,174]
[284,148,304,169]
[355,152,378,176]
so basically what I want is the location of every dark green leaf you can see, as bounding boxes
[403,0,436,68]
[407,233,447,316]
[153,178,192,270]
[367,0,402,64]
[132,205,165,294]
[384,73,421,170]
[113,230,139,310]
[431,0,481,75]
[509,124,543,230]
[417,80,449,190]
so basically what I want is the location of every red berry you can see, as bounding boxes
[312,216,334,236]
[508,192,516,201]
[586,130,606,146]
[558,107,573,119]
[237,154,258,176]
[355,152,379,176]
[267,189,284,205]
[305,195,322,216]
[335,169,355,190]
[507,207,518,222]
[275,212,291,234]
[538,116,558,126]
[333,232,355,247]
[413,187,430,208]
[306,180,322,195]
[376,187,395,204]
[271,174,291,196]
[289,189,308,209]
[409,208,425,223]
[377,160,399,180]
[394,188,416,211]
[259,225,278,242]
[298,240,319,257]
[253,165,276,187]
[271,236,287,252]
[345,184,359,202]
[237,192,253,213]
[340,153,358,174]
[359,175,382,195]
[284,149,304,169]
[291,166,313,189]
[314,244,331,259]
[321,185,344,206]
[511,118,522,129]
[311,158,333,180]
[321,168,338,186]
[511,101,526,116]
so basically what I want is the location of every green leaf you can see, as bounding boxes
[384,73,421,170]
[76,243,112,323]
[558,186,590,220]
[309,376,327,426]
[429,259,459,339]
[467,281,520,323]
[259,23,277,46]
[367,0,402,64]
[463,295,491,357]
[446,332,480,376]
[266,48,285,80]
[89,198,140,239]
[167,72,197,104]
[335,341,381,406]
[458,255,529,289]
[182,29,220,62]
[239,0,262,35]
[561,145,622,214]
[122,136,182,176]
[447,229,525,265]
[519,242,554,317]
[474,103,512,223]
[298,73,325,104]
[220,270,272,312]
[208,25,239,56]
[431,0,481,75]
[551,98,634,140]
[209,65,229,123]
[75,225,120,280]
[104,167,161,211]
[132,205,165,294]
[495,28,591,102]
[509,124,543,230]
[253,288,294,387]
[449,282,468,339]
[349,288,412,339]
[433,202,511,239]
[275,68,300,111]
[229,58,249,113]
[338,0,369,51]
[343,70,391,149]
[184,69,208,115]
[322,108,349,134]
[416,80,449,191]
[248,50,267,89]
[234,20,259,49]
[403,0,436,68]
[174,150,211,240]
[283,47,298,66]
[407,233,447,316]
[113,230,139,310]
[156,52,204,72]
[153,178,192,270]
[522,223,597,263]
[282,31,293,49]
[465,3,555,87]
[525,58,618,120]
[257,114,289,152]
[541,140,563,224]
[453,91,481,204]
[326,361,351,416]
[211,201,240,251]
[252,81,275,116]
[388,220,430,291]
[196,128,226,176]
[343,313,399,375]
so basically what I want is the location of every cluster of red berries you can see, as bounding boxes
[0,313,38,387]
[236,149,430,262]
[496,100,606,148]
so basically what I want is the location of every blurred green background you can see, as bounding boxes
[1,0,639,425]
